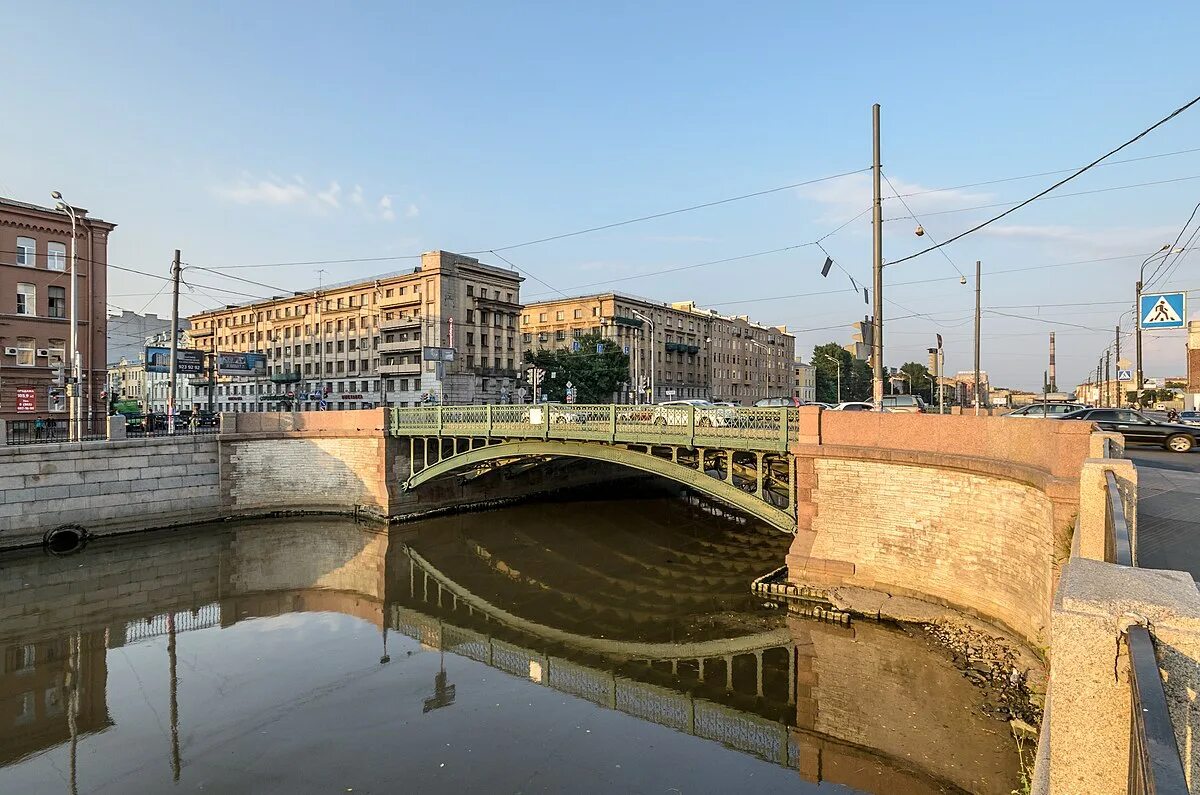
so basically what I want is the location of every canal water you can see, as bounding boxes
[0,490,1021,794]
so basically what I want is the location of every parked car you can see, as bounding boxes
[754,396,803,408]
[831,401,877,412]
[1179,411,1200,426]
[881,395,927,413]
[652,399,737,428]
[1003,402,1087,418]
[1055,408,1200,453]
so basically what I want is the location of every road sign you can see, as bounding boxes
[571,340,581,352]
[623,345,630,355]
[1117,368,1133,382]
[1140,292,1186,329]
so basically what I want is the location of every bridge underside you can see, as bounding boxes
[401,436,797,533]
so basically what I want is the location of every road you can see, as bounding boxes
[1127,446,1200,579]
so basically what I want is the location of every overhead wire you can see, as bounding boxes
[881,171,966,278]
[885,92,1200,266]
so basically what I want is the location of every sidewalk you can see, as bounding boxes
[1135,464,1200,579]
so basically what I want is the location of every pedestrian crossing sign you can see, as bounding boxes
[1117,368,1132,382]
[1139,292,1186,329]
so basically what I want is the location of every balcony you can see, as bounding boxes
[378,361,422,376]
[379,315,422,332]
[270,371,302,384]
[378,339,423,354]
[611,315,644,328]
[472,293,521,311]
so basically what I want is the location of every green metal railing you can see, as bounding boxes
[389,404,799,452]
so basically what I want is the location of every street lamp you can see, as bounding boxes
[50,191,82,439]
[631,310,655,404]
[816,352,842,404]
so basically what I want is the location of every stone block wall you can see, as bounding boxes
[0,435,222,549]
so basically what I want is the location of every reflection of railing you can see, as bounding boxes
[393,605,795,768]
[122,603,222,645]
[390,404,799,452]
[1105,470,1133,567]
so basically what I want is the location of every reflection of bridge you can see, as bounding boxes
[390,404,800,532]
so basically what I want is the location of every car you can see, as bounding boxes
[881,395,927,413]
[754,397,803,408]
[651,399,737,428]
[1180,411,1200,426]
[1055,407,1200,453]
[1003,402,1087,418]
[831,401,878,412]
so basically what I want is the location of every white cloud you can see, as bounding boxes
[798,172,994,225]
[213,175,416,224]
[977,223,1178,254]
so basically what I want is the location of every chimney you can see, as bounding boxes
[1048,332,1057,392]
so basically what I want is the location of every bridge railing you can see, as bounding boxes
[389,404,799,452]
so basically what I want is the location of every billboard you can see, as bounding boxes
[16,388,36,413]
[145,346,205,374]
[216,352,268,377]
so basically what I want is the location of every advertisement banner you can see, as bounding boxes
[145,346,205,374]
[16,388,36,412]
[216,352,268,377]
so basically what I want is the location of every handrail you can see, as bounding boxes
[1126,625,1189,795]
[1106,469,1134,567]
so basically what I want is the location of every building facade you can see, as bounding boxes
[520,293,794,404]
[0,197,114,423]
[187,251,523,412]
[793,361,816,403]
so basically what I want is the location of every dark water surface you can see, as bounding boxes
[0,493,1019,794]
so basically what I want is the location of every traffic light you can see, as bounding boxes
[51,361,65,386]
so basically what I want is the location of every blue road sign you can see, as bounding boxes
[1139,292,1186,329]
[571,340,581,352]
[1117,368,1133,382]
[623,345,630,355]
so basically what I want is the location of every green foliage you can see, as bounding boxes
[897,361,933,396]
[811,343,872,403]
[523,334,630,403]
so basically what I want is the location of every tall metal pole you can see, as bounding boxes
[1135,278,1144,409]
[1105,349,1112,408]
[167,250,181,434]
[1115,325,1122,408]
[973,260,981,415]
[871,103,885,407]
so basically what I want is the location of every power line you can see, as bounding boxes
[885,92,1200,267]
[887,145,1200,200]
[486,250,568,299]
[1145,199,1200,289]
[881,171,965,278]
[984,309,1112,333]
[460,167,871,255]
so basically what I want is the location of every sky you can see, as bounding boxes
[3,1,1199,391]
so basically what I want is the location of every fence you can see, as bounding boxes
[390,403,800,452]
[4,417,105,445]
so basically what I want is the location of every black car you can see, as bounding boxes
[1056,408,1200,453]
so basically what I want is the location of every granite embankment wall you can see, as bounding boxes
[0,409,637,550]
[787,409,1096,648]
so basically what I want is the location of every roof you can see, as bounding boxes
[0,195,116,228]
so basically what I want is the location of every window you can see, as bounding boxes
[15,237,35,267]
[555,311,565,321]
[539,313,547,322]
[47,242,66,271]
[16,337,35,367]
[16,283,36,316]
[592,307,600,316]
[574,309,583,319]
[48,287,65,318]
[522,315,529,325]
[47,340,65,366]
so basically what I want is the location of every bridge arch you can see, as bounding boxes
[402,438,797,533]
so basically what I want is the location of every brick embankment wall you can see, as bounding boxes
[787,410,1094,648]
[0,435,222,550]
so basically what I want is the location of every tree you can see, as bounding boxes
[523,334,630,403]
[897,362,933,397]
[811,343,872,403]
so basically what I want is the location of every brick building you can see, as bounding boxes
[0,197,114,424]
[187,251,523,411]
[520,293,794,404]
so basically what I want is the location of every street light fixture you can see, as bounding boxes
[51,191,82,440]
[816,352,842,404]
[631,310,655,404]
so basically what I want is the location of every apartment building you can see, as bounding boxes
[0,197,115,423]
[793,361,816,403]
[187,251,523,411]
[520,293,795,403]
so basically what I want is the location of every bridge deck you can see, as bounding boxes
[389,404,799,452]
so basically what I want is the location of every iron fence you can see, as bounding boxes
[389,403,799,452]
[4,417,105,445]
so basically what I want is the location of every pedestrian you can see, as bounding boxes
[189,412,199,433]
[1167,407,1180,423]
[34,416,45,440]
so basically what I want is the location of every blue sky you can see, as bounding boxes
[4,1,1198,390]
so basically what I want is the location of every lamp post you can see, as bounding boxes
[817,353,842,404]
[632,310,655,403]
[50,191,81,440]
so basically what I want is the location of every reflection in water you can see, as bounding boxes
[0,494,1019,794]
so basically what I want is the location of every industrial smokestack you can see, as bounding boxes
[1049,332,1057,392]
